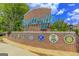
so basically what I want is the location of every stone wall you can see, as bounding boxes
[7,31,79,52]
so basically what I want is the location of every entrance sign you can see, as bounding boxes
[49,34,58,44]
[8,32,77,52]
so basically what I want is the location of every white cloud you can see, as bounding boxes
[51,4,59,14]
[68,4,75,6]
[73,9,79,14]
[66,18,71,21]
[27,3,59,15]
[56,9,65,15]
[69,9,79,20]
[68,9,79,16]
[71,15,79,20]
[64,18,71,25]
[65,17,79,25]
[65,8,79,25]
[67,12,74,16]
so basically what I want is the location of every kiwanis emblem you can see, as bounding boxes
[64,35,75,44]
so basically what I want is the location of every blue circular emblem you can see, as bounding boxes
[38,34,44,41]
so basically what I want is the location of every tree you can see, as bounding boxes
[51,20,69,31]
[74,29,79,36]
[0,3,29,32]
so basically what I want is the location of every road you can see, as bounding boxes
[0,42,38,56]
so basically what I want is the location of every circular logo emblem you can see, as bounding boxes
[38,34,44,41]
[49,34,58,44]
[64,35,75,44]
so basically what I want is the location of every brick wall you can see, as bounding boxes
[7,31,78,52]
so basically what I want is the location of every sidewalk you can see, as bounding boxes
[0,41,38,56]
[3,38,79,56]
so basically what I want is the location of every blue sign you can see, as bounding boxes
[38,34,44,41]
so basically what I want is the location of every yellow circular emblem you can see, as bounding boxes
[64,35,75,44]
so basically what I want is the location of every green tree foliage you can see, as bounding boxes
[0,3,29,32]
[74,29,79,36]
[51,20,69,31]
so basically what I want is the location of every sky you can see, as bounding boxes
[27,3,79,25]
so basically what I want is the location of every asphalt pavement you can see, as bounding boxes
[0,42,38,56]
